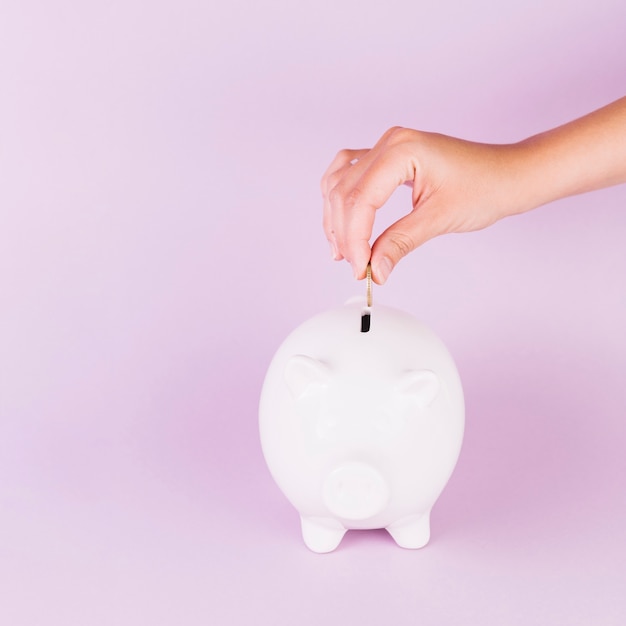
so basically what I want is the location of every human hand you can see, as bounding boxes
[321,127,528,284]
[322,97,626,285]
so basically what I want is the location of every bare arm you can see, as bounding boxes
[516,96,626,208]
[321,97,626,284]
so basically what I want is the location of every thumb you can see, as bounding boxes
[370,209,439,284]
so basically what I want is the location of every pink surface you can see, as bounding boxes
[1,1,625,624]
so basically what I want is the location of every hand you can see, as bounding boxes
[321,127,526,284]
[322,97,626,285]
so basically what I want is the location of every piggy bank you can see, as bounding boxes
[259,298,464,553]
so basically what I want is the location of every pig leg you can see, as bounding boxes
[386,512,431,549]
[300,516,347,553]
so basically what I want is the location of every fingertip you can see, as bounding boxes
[371,255,394,285]
[351,262,365,280]
[346,244,371,280]
[371,215,429,283]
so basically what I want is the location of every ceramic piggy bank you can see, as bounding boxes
[259,298,464,553]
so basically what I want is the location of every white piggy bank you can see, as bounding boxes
[259,298,464,553]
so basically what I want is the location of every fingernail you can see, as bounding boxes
[374,257,393,284]
[329,240,339,260]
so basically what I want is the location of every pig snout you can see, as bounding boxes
[322,462,390,521]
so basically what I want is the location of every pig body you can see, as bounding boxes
[259,299,464,553]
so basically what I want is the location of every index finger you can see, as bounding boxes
[332,140,418,278]
[321,149,368,197]
[321,149,368,257]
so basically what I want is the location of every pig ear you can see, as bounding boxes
[395,370,440,408]
[284,355,330,399]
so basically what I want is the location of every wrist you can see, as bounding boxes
[496,136,574,218]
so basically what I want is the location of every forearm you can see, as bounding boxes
[513,97,626,213]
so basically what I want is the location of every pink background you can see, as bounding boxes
[2,1,626,624]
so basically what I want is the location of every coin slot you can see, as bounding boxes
[360,308,371,333]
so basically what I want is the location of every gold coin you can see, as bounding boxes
[366,263,372,308]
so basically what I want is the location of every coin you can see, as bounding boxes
[366,263,372,308]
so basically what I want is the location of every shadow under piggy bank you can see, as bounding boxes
[259,298,465,553]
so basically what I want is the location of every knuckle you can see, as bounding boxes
[384,126,415,146]
[336,148,353,161]
[388,231,415,258]
[326,169,343,190]
[329,184,363,210]
[385,125,404,136]
[344,186,363,208]
[328,186,344,208]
